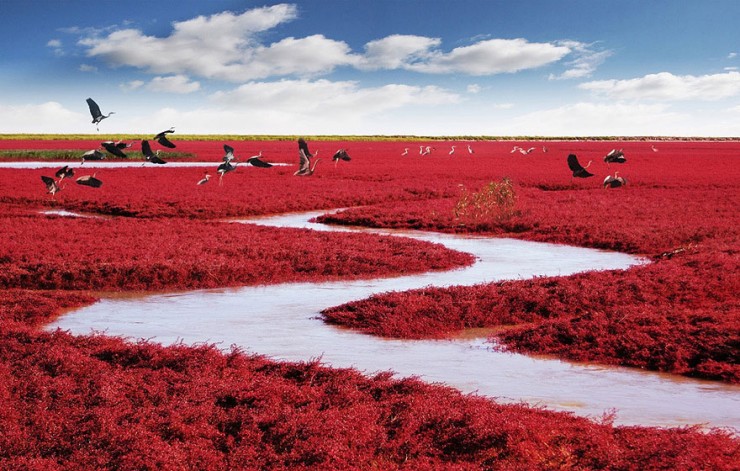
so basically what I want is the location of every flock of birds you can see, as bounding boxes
[41,98,353,196]
[41,96,639,197]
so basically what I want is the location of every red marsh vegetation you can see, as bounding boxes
[0,138,738,468]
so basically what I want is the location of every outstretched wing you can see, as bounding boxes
[102,142,127,158]
[223,145,235,162]
[141,139,154,158]
[41,175,56,191]
[248,157,272,168]
[86,98,102,119]
[298,138,312,157]
[154,130,175,149]
[567,153,585,172]
[332,149,351,161]
[54,166,69,179]
[298,149,310,173]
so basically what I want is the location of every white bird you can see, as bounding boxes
[510,146,520,153]
[419,145,424,155]
[197,172,211,185]
[449,145,456,155]
[542,146,548,153]
[467,145,474,155]
[651,145,659,152]
[401,148,409,156]
[519,147,536,155]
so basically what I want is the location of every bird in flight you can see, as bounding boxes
[41,175,62,197]
[154,128,176,148]
[567,153,594,179]
[76,173,103,188]
[332,149,351,167]
[246,151,272,168]
[141,140,167,165]
[86,98,114,131]
[101,141,128,158]
[55,165,74,181]
[603,172,627,188]
[604,148,626,165]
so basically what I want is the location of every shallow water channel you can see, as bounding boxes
[48,210,740,431]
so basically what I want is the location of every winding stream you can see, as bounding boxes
[47,210,740,430]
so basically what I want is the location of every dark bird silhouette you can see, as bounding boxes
[332,149,351,167]
[101,141,128,158]
[76,173,103,188]
[55,165,74,181]
[604,148,626,165]
[603,172,627,188]
[154,128,176,148]
[567,153,594,178]
[141,139,167,165]
[86,98,114,130]
[81,148,105,164]
[41,175,61,197]
[197,172,211,185]
[247,151,272,168]
[298,138,313,158]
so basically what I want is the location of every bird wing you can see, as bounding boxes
[223,145,234,161]
[41,175,56,190]
[54,166,69,179]
[298,138,312,157]
[298,149,310,172]
[156,135,176,148]
[77,175,103,188]
[567,154,585,172]
[86,98,102,119]
[141,140,154,158]
[102,142,127,158]
[150,155,167,164]
[247,157,272,168]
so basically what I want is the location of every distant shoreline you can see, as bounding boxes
[0,134,738,142]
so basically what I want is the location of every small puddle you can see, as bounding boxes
[47,210,740,431]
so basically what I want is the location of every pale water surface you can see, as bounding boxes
[48,210,740,430]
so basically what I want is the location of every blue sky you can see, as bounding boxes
[1,0,738,136]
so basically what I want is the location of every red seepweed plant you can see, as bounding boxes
[0,139,738,468]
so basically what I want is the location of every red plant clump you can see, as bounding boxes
[0,296,737,469]
[1,139,739,467]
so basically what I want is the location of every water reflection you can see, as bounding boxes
[48,210,740,431]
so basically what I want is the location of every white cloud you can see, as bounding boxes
[47,39,63,56]
[146,75,201,94]
[467,84,481,94]
[728,52,737,59]
[580,71,740,101]
[493,103,514,109]
[404,38,570,75]
[549,41,612,80]
[77,5,577,80]
[0,102,84,133]
[120,80,145,91]
[79,64,98,73]
[359,35,440,69]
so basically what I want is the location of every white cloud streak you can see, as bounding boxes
[76,5,584,81]
[580,71,740,101]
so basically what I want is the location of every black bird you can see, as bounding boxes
[41,175,61,196]
[246,151,272,168]
[332,148,351,167]
[567,153,594,178]
[604,148,626,165]
[154,128,176,148]
[76,173,103,188]
[55,165,74,181]
[603,172,627,188]
[101,141,128,158]
[86,98,114,130]
[141,139,167,165]
[81,148,105,164]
